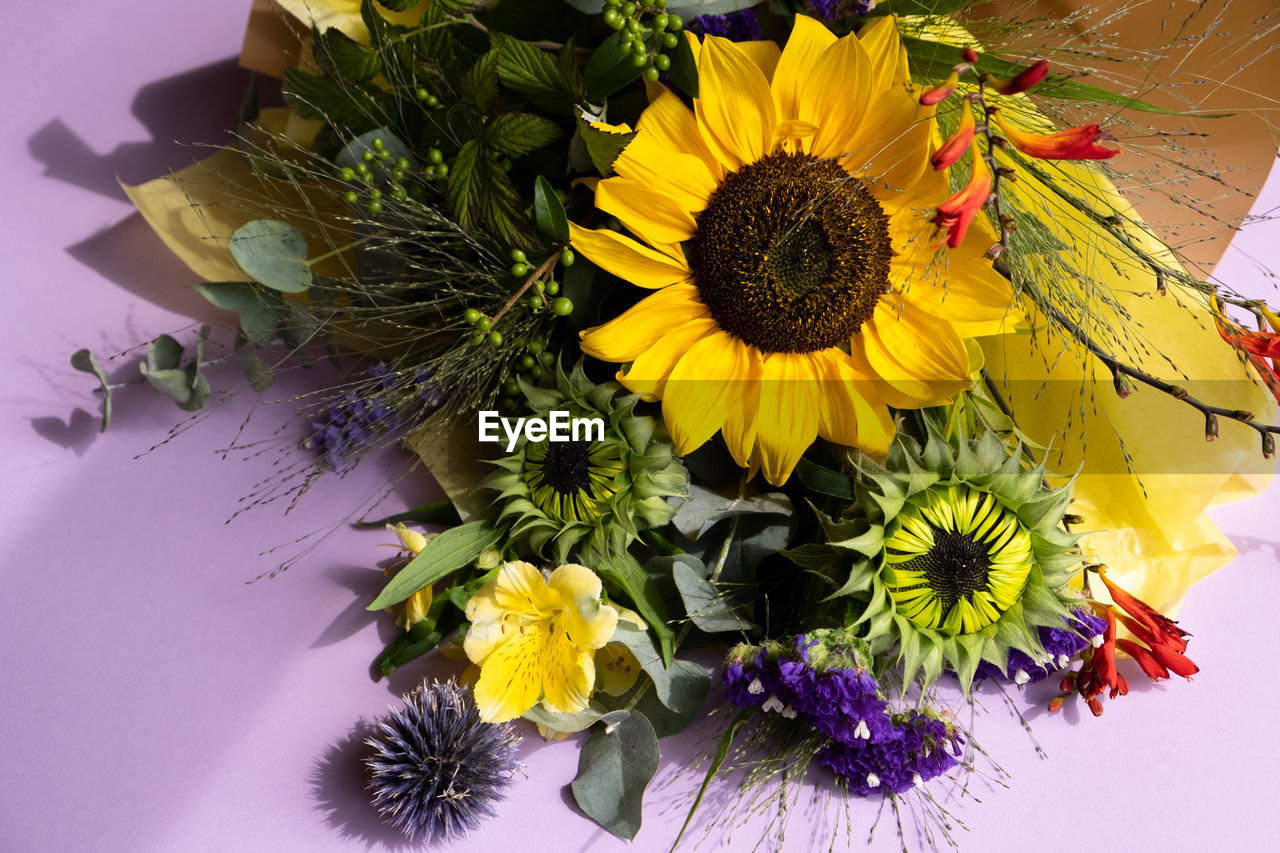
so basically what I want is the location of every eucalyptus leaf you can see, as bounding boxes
[368,521,500,610]
[570,712,660,840]
[229,219,312,293]
[335,128,416,176]
[234,339,274,392]
[192,281,260,312]
[533,175,570,242]
[522,702,610,735]
[673,559,756,634]
[672,483,791,539]
[70,349,112,432]
[609,623,709,713]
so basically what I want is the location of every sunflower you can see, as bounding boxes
[571,16,1017,485]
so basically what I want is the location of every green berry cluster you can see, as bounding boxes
[337,137,450,215]
[414,87,444,110]
[602,0,683,83]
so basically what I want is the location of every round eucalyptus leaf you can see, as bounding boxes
[230,219,312,293]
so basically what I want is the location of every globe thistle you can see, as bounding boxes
[812,423,1085,693]
[365,679,522,843]
[484,362,689,563]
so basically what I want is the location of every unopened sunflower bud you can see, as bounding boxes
[1205,412,1219,441]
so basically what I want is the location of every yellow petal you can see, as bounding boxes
[595,178,696,245]
[637,87,724,179]
[539,645,596,716]
[613,130,717,216]
[845,88,934,190]
[772,15,837,123]
[472,623,549,723]
[754,353,821,485]
[813,349,894,456]
[662,331,757,455]
[721,348,765,467]
[547,563,619,651]
[616,317,721,397]
[737,40,781,81]
[857,15,911,94]
[799,33,873,161]
[576,284,709,362]
[462,583,507,664]
[695,34,777,170]
[860,296,972,407]
[568,222,690,289]
[492,560,554,616]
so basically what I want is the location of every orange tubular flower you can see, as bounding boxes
[1076,606,1128,713]
[984,59,1049,96]
[920,68,960,106]
[931,138,991,247]
[931,99,975,170]
[1098,568,1190,653]
[991,108,1120,160]
[1213,299,1280,403]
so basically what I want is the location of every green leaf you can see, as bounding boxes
[192,281,259,311]
[478,157,535,247]
[492,32,577,114]
[901,37,1181,115]
[432,0,486,12]
[795,457,854,499]
[609,623,709,714]
[576,116,636,176]
[335,128,416,178]
[376,0,421,11]
[665,30,698,97]
[444,566,500,611]
[313,25,380,81]
[672,483,791,539]
[354,499,463,528]
[672,558,756,634]
[70,349,112,432]
[486,112,563,158]
[238,291,283,345]
[139,330,210,412]
[522,702,612,735]
[583,30,646,101]
[868,0,969,15]
[446,139,484,230]
[234,337,274,392]
[533,175,570,243]
[368,521,500,610]
[673,707,752,850]
[230,220,312,294]
[590,548,675,665]
[282,66,384,128]
[461,49,501,113]
[571,712,660,840]
[376,621,444,676]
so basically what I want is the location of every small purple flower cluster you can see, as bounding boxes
[306,362,442,469]
[688,10,761,42]
[976,610,1108,684]
[723,634,964,796]
[810,0,878,23]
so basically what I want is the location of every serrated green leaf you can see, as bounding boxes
[583,29,648,101]
[492,32,577,113]
[571,712,660,840]
[376,0,421,11]
[70,349,112,432]
[230,220,312,293]
[462,49,501,112]
[486,112,563,158]
[282,66,385,129]
[478,157,535,247]
[446,139,484,229]
[313,25,380,81]
[533,175,571,243]
[576,116,635,176]
[368,521,500,610]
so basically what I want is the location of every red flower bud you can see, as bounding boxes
[986,60,1050,95]
[1116,638,1169,681]
[1048,696,1065,713]
[920,69,960,106]
[931,99,976,170]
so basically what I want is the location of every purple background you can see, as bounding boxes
[2,2,1279,851]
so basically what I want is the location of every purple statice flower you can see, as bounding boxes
[975,610,1108,684]
[365,679,522,843]
[306,362,442,469]
[816,711,964,796]
[689,9,761,42]
[809,0,877,23]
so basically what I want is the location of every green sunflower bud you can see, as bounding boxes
[483,362,690,563]
[812,420,1085,693]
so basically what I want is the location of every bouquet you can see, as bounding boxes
[71,0,1280,847]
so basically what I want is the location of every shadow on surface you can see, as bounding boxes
[311,721,416,852]
[28,408,98,456]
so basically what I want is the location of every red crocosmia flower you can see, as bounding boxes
[931,139,991,247]
[991,108,1120,160]
[985,59,1050,96]
[920,69,960,106]
[1118,615,1200,678]
[931,99,975,170]
[1116,638,1169,681]
[1098,569,1189,653]
[1076,606,1128,702]
[1213,299,1280,404]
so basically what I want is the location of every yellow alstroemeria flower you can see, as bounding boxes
[572,16,1020,485]
[593,606,647,696]
[464,561,620,723]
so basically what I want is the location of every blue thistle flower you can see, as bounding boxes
[365,679,522,843]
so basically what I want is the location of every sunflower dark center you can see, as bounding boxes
[688,151,892,353]
[911,530,992,616]
[538,440,593,495]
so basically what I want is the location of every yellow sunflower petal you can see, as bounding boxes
[900,240,1023,337]
[546,563,619,651]
[813,349,894,456]
[737,40,781,81]
[595,177,697,245]
[575,284,708,362]
[845,88,933,190]
[695,34,777,170]
[617,317,721,397]
[859,296,972,407]
[721,347,764,467]
[613,130,717,215]
[472,623,549,723]
[857,15,911,94]
[798,33,873,161]
[568,222,689,288]
[638,87,724,178]
[662,331,757,455]
[754,352,821,485]
[772,15,837,123]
